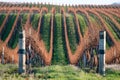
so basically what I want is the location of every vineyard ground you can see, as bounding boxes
[0,2,120,67]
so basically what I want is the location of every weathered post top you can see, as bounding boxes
[99,31,106,54]
[2,47,4,55]
[1,46,5,64]
[18,30,26,54]
[2,47,4,53]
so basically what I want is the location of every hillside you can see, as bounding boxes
[0,2,120,66]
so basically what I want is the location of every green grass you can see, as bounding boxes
[79,13,89,26]
[77,14,87,36]
[1,13,17,41]
[7,13,27,49]
[93,49,97,55]
[0,64,25,80]
[89,13,102,28]
[8,30,19,49]
[100,14,120,41]
[106,19,120,41]
[113,15,120,24]
[52,13,68,65]
[106,42,110,50]
[0,64,120,80]
[0,13,6,27]
[20,13,28,26]
[40,13,51,52]
[110,13,120,24]
[106,33,114,50]
[66,14,78,53]
[31,13,40,30]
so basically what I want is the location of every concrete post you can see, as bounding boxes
[99,31,106,76]
[1,47,4,64]
[12,55,14,64]
[114,48,116,58]
[41,59,44,66]
[96,45,99,73]
[90,48,94,69]
[18,30,26,74]
[83,51,86,67]
[27,28,32,73]
[28,44,31,64]
[26,44,32,73]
